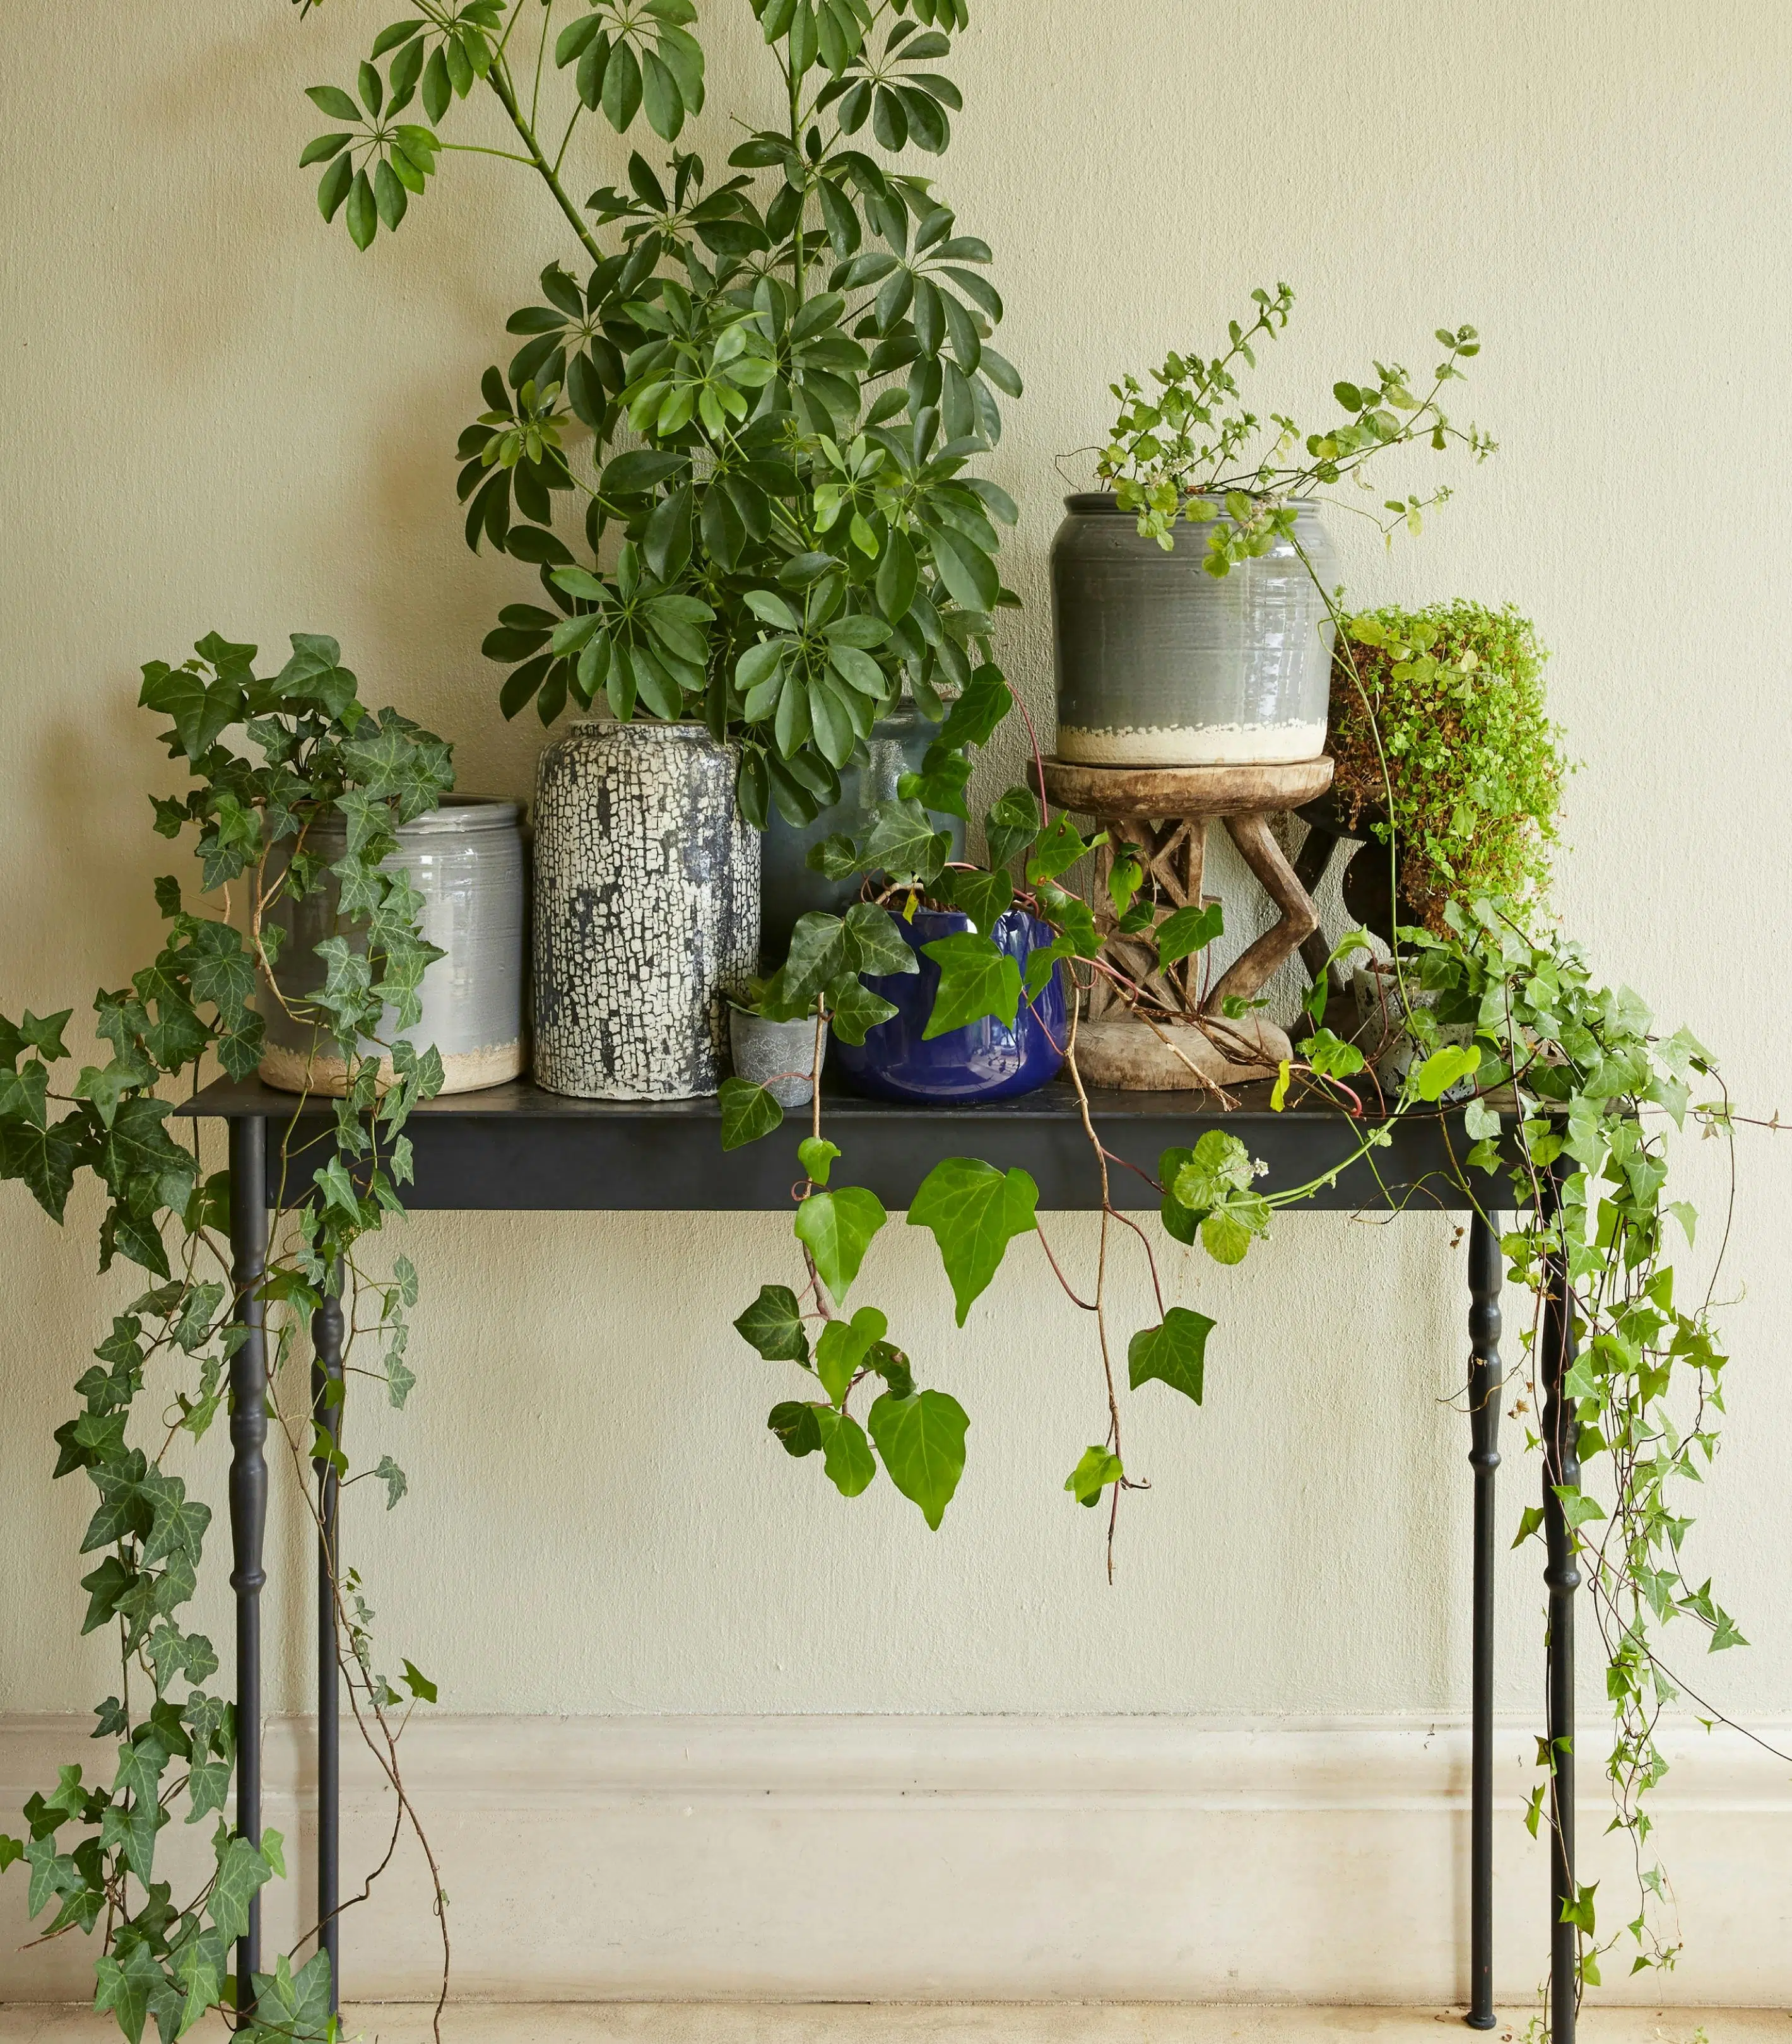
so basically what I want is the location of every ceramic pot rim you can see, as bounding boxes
[302,795,521,839]
[1061,490,1325,517]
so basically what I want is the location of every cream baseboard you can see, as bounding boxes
[3,1714,1786,2006]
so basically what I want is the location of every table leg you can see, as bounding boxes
[311,1270,345,2015]
[1466,1213,1502,2029]
[1541,1164,1580,2044]
[227,1117,269,2023]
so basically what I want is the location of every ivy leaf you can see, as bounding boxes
[375,1455,408,1509]
[719,1076,784,1149]
[1127,1306,1215,1405]
[1025,814,1103,885]
[1156,901,1224,970]
[734,1284,811,1365]
[769,1399,824,1456]
[920,931,1021,1038]
[867,1388,969,1530]
[401,1659,438,1702]
[907,1158,1038,1325]
[798,1137,840,1187]
[208,1826,274,1945]
[138,662,245,760]
[936,865,1013,935]
[983,785,1041,870]
[1413,1043,1482,1101]
[1064,1444,1123,1508]
[813,1407,878,1496]
[1171,1130,1256,1211]
[794,1185,887,1304]
[0,1113,83,1221]
[825,975,899,1046]
[840,901,919,977]
[0,1835,21,1874]
[814,1305,887,1405]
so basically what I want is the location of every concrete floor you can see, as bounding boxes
[0,2007,1784,2044]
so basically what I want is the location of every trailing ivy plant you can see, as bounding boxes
[0,635,456,2042]
[293,0,1022,828]
[1328,602,1565,934]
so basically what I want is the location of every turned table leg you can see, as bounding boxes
[1540,1163,1581,2044]
[1466,1213,1503,2029]
[311,1271,345,2014]
[228,1117,269,2023]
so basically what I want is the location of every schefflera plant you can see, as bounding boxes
[296,0,1022,828]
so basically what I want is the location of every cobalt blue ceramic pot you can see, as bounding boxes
[832,907,1068,1104]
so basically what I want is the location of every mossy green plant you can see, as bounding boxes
[1329,600,1565,932]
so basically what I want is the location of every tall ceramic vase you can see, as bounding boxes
[533,720,759,1100]
[1051,493,1339,765]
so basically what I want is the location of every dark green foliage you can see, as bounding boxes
[0,633,451,2042]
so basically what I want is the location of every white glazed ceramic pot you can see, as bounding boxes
[1351,958,1477,1104]
[532,721,759,1100]
[260,797,526,1097]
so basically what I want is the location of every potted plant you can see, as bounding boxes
[1053,287,1493,766]
[729,980,828,1108]
[294,0,1021,982]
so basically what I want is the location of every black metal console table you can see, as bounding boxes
[179,1074,1580,2040]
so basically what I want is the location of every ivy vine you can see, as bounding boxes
[0,634,455,2041]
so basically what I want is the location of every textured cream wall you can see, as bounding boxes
[1,1,1789,1741]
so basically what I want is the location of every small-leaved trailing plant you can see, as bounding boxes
[1092,281,1495,569]
[292,0,1022,828]
[0,635,457,2043]
[1328,602,1565,934]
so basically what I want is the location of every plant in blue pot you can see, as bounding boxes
[832,901,1065,1103]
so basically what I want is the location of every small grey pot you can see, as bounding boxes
[729,1007,827,1109]
[533,720,760,1100]
[260,797,526,1097]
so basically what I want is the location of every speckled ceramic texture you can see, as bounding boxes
[729,1008,827,1109]
[1052,494,1338,766]
[260,797,525,1096]
[759,705,966,965]
[533,721,759,1101]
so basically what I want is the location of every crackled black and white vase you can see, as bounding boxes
[532,720,759,1100]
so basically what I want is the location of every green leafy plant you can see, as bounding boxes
[1093,283,1494,567]
[1328,602,1565,932]
[295,0,1022,826]
[0,636,456,2041]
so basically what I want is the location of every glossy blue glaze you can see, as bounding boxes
[833,907,1068,1104]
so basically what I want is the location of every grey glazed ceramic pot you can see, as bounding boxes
[758,704,966,966]
[729,1007,827,1109]
[533,720,759,1101]
[1051,493,1338,765]
[260,798,526,1096]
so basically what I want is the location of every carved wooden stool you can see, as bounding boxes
[1041,756,1336,1089]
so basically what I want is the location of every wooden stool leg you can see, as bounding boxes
[1206,811,1321,1016]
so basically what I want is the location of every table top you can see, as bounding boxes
[177,1071,1497,1214]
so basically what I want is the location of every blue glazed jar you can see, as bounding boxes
[833,907,1068,1104]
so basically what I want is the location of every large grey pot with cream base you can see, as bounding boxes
[260,797,526,1096]
[1051,493,1338,766]
[533,720,759,1100]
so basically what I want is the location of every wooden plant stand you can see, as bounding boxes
[1040,756,1336,1090]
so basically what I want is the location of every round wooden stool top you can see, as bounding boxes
[1041,755,1334,819]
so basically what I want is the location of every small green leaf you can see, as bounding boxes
[867,1387,968,1529]
[1156,901,1224,969]
[1064,1444,1123,1508]
[734,1284,811,1364]
[401,1659,438,1703]
[1127,1306,1215,1404]
[719,1076,784,1148]
[907,1157,1038,1325]
[814,1407,877,1495]
[920,932,1021,1038]
[814,1306,887,1405]
[1413,1043,1482,1101]
[794,1185,887,1305]
[769,1400,823,1456]
[798,1137,840,1186]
